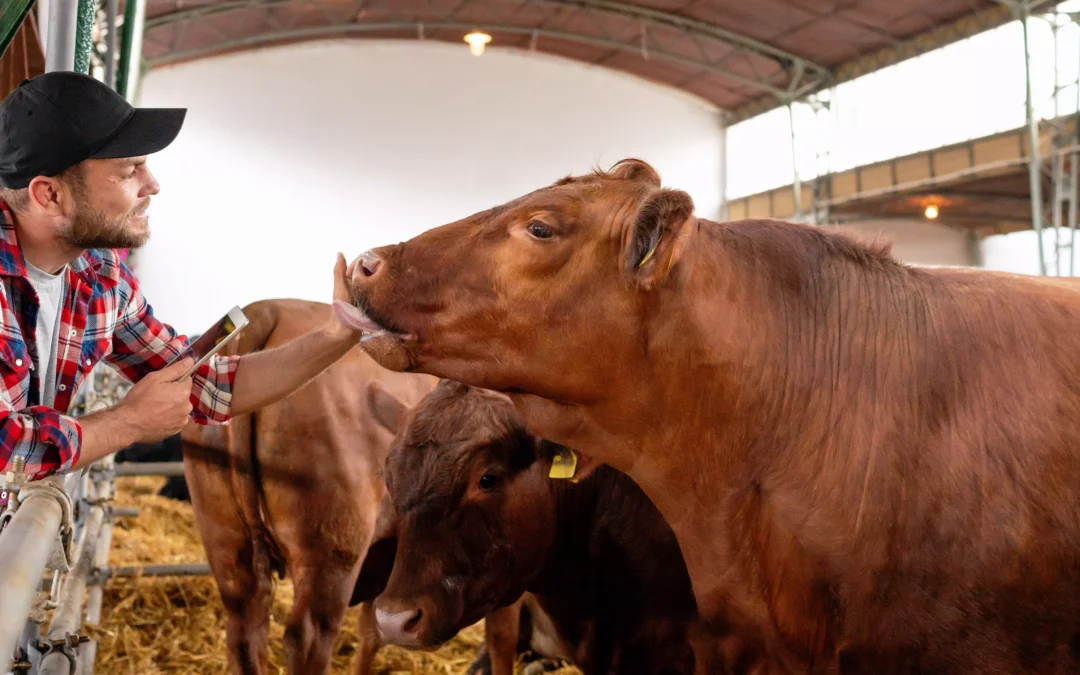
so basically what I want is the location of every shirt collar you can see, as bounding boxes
[0,200,103,282]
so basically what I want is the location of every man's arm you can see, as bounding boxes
[107,253,361,425]
[71,358,195,470]
[229,254,360,416]
[0,358,195,478]
[229,322,357,417]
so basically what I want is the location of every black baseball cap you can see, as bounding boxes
[0,71,186,189]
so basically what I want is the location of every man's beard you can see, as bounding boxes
[58,192,151,250]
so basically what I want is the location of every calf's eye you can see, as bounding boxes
[527,221,554,239]
[478,474,499,491]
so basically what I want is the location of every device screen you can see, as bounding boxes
[177,312,241,365]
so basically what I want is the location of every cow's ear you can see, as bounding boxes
[607,158,661,187]
[624,188,696,288]
[350,493,398,606]
[367,381,409,434]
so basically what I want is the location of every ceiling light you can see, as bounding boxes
[464,31,492,56]
[924,204,939,219]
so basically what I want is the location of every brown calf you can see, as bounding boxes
[180,299,436,674]
[352,379,698,675]
[340,159,1080,673]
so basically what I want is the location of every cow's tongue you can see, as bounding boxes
[333,300,384,334]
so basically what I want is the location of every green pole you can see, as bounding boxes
[0,0,34,64]
[74,0,96,74]
[115,0,138,99]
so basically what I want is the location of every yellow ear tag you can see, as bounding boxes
[638,242,658,268]
[549,448,579,482]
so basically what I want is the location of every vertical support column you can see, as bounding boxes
[718,112,729,221]
[44,0,76,72]
[1020,2,1048,275]
[73,0,95,74]
[104,0,119,89]
[788,102,802,221]
[116,0,145,101]
[36,0,50,57]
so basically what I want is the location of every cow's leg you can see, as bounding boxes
[483,599,524,675]
[183,428,274,675]
[217,540,275,675]
[352,601,382,675]
[283,564,356,673]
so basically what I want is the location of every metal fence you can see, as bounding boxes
[0,365,212,675]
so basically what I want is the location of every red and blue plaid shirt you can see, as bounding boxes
[0,201,238,480]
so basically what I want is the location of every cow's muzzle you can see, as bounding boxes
[374,595,437,648]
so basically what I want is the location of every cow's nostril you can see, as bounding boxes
[404,608,423,634]
[360,255,381,277]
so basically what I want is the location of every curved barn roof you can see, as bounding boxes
[141,0,1021,122]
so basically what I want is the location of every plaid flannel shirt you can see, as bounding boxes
[0,201,239,480]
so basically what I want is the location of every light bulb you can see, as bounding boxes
[464,31,492,56]
[924,204,939,219]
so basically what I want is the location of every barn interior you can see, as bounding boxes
[0,0,1074,673]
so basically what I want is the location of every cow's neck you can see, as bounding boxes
[527,467,687,671]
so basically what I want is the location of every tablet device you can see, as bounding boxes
[173,306,249,380]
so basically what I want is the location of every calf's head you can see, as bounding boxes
[338,158,697,404]
[358,379,571,649]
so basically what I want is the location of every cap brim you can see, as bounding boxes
[89,108,187,160]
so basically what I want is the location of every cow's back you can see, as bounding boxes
[184,297,434,577]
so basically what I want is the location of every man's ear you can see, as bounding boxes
[367,381,410,435]
[624,188,696,287]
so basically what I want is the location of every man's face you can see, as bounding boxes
[59,156,160,250]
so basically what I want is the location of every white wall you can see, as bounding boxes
[835,219,975,267]
[132,40,723,333]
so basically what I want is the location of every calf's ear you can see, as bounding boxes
[350,493,399,606]
[367,381,410,434]
[624,188,696,288]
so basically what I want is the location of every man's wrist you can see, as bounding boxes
[89,403,143,447]
[323,320,362,348]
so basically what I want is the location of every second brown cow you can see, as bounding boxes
[180,299,436,674]
[351,379,699,675]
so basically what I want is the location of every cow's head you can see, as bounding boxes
[356,379,580,649]
[337,158,696,405]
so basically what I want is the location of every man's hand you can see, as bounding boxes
[327,252,363,343]
[115,357,195,443]
[73,357,197,471]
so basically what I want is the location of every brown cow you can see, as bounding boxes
[352,379,698,675]
[338,158,1080,673]
[180,298,437,674]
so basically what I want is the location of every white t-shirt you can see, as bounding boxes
[24,260,66,409]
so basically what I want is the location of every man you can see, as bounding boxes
[0,71,363,481]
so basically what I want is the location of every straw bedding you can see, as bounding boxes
[90,476,582,675]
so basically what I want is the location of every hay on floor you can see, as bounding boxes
[92,476,582,675]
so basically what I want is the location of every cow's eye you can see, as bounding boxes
[478,474,499,491]
[527,221,554,240]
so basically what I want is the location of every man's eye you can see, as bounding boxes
[527,222,554,239]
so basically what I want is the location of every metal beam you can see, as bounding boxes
[144,21,805,99]
[143,0,833,104]
[44,0,77,72]
[1018,2,1047,275]
[730,2,1055,123]
[113,461,185,477]
[104,0,119,88]
[94,563,211,579]
[0,491,64,671]
[74,0,95,74]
